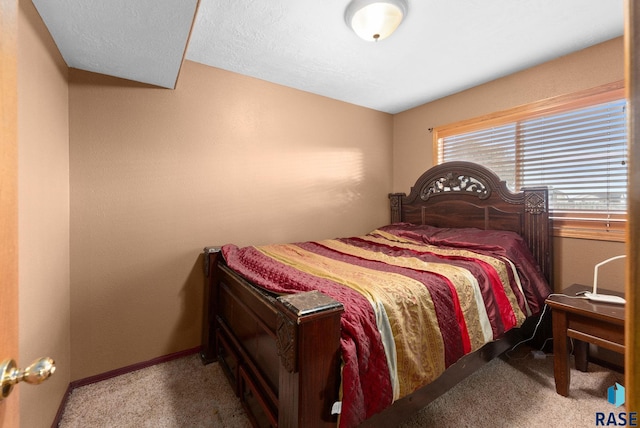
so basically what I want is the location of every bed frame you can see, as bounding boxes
[201,161,552,428]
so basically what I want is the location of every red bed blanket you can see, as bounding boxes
[221,223,551,427]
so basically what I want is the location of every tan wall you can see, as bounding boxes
[68,61,393,379]
[17,0,70,426]
[393,37,626,292]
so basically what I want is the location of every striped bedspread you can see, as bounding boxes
[221,223,551,427]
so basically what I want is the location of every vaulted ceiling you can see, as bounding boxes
[33,0,624,114]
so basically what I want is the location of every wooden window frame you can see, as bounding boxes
[433,80,626,242]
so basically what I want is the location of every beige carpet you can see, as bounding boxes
[400,350,625,428]
[58,355,252,428]
[58,349,625,427]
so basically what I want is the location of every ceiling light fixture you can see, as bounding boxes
[345,0,408,42]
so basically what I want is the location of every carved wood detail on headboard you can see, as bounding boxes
[420,171,491,201]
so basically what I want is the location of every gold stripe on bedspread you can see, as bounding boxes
[257,244,446,398]
[370,229,526,327]
[319,239,490,352]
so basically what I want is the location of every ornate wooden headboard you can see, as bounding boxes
[389,161,553,286]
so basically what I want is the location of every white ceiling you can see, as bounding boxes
[33,0,624,114]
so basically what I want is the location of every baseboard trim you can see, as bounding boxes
[52,383,74,428]
[51,346,201,427]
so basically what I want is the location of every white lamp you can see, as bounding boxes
[582,255,626,304]
[345,0,408,42]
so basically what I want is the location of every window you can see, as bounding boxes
[434,81,627,242]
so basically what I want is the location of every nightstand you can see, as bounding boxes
[545,283,625,396]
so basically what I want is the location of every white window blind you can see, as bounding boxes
[438,98,628,239]
[519,100,627,214]
[439,123,517,190]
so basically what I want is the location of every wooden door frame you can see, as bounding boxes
[626,0,639,413]
[0,0,20,425]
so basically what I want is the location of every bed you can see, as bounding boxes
[201,161,553,428]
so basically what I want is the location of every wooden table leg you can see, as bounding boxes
[552,310,570,396]
[574,340,589,372]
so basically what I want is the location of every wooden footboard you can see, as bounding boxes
[202,247,344,428]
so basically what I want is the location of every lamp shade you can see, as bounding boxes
[345,0,408,41]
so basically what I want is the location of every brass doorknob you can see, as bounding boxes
[1,357,55,400]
